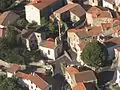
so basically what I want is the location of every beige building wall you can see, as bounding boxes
[86,12,93,26]
[67,32,80,52]
[25,5,41,25]
[39,46,56,60]
[34,32,42,46]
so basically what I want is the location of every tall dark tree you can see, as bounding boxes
[81,40,108,68]
[0,77,28,90]
[0,0,14,11]
[5,25,18,48]
[16,18,28,29]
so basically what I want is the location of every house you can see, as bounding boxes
[25,0,63,25]
[86,6,113,26]
[16,72,52,90]
[53,3,86,27]
[67,26,103,53]
[102,0,115,10]
[0,11,20,28]
[67,26,103,64]
[7,64,20,77]
[39,38,63,60]
[21,29,46,51]
[64,66,97,90]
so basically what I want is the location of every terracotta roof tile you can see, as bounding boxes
[105,37,120,45]
[73,83,86,90]
[16,71,29,79]
[101,23,112,31]
[28,0,59,10]
[8,64,20,73]
[78,42,86,51]
[16,72,49,90]
[87,7,112,18]
[68,26,103,38]
[65,66,79,77]
[74,70,97,83]
[54,3,78,14]
[87,26,103,36]
[28,73,49,90]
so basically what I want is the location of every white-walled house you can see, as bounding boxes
[86,6,113,26]
[39,38,63,60]
[16,72,52,90]
[64,66,97,90]
[53,3,86,27]
[67,26,103,63]
[22,30,46,51]
[102,0,115,10]
[25,0,63,25]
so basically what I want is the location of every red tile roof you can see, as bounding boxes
[105,37,120,45]
[87,7,112,18]
[28,0,59,10]
[73,83,86,90]
[16,71,29,79]
[101,23,112,31]
[65,66,79,77]
[8,64,20,73]
[78,42,86,51]
[28,73,49,90]
[54,3,78,14]
[40,39,56,49]
[68,26,103,37]
[16,72,49,90]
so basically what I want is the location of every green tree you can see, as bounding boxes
[81,40,108,68]
[16,18,28,29]
[0,75,6,84]
[41,17,49,27]
[0,77,28,90]
[5,25,18,48]
[26,21,40,29]
[0,0,14,11]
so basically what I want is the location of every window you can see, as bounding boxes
[73,16,76,22]
[37,35,39,37]
[31,86,33,89]
[49,87,52,90]
[48,50,50,55]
